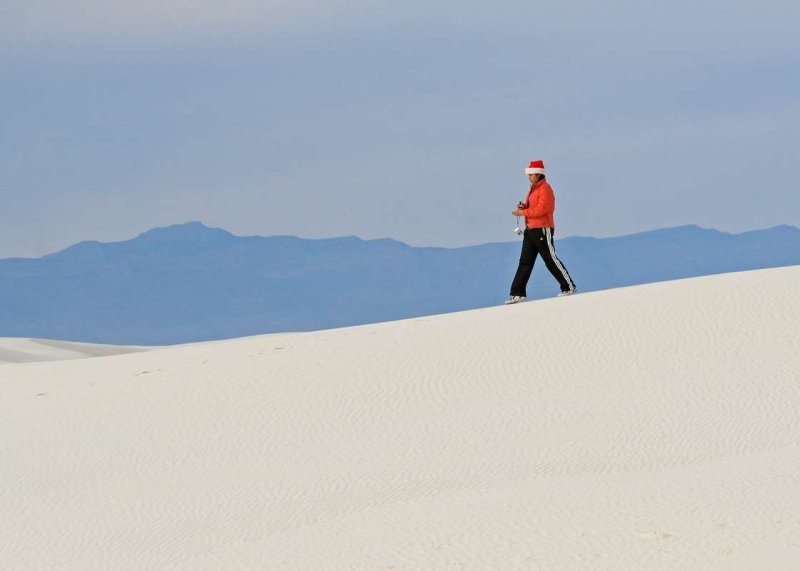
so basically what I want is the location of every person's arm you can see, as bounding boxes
[514,199,534,217]
[511,197,530,217]
[520,185,554,218]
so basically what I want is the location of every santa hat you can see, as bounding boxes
[525,160,546,176]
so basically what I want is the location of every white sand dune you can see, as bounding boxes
[1,266,799,570]
[0,337,147,364]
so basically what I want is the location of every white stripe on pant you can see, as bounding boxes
[545,227,575,291]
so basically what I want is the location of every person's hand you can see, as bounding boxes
[512,210,522,216]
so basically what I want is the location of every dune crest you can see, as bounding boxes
[0,337,147,364]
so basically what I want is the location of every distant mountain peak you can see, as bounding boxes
[135,221,235,243]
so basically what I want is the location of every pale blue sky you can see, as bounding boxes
[1,0,798,258]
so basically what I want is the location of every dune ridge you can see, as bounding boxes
[1,266,799,570]
[0,337,147,364]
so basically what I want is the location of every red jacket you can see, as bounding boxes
[519,179,555,228]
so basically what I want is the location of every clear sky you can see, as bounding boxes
[1,0,798,258]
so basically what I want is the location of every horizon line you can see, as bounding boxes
[2,221,798,261]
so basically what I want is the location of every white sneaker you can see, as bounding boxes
[557,289,576,297]
[504,296,527,305]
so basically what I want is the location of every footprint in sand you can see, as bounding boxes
[638,531,673,540]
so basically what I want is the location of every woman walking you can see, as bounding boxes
[506,160,576,304]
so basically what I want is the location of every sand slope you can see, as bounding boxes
[1,266,799,570]
[0,337,147,364]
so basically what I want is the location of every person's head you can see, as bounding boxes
[525,160,546,184]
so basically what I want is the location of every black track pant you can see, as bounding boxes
[510,227,576,296]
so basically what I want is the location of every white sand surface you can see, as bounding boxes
[1,266,799,570]
[0,337,147,364]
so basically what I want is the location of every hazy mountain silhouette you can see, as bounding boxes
[1,221,798,345]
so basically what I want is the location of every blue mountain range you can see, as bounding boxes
[1,222,798,345]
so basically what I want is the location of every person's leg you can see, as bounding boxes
[509,229,539,297]
[536,227,576,293]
